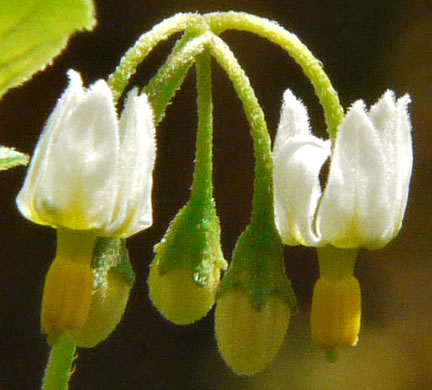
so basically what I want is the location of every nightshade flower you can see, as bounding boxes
[273,89,412,349]
[17,69,156,238]
[16,70,156,344]
[273,88,412,249]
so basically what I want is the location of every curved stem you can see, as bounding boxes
[208,34,274,226]
[191,51,213,203]
[41,334,76,390]
[108,13,207,102]
[204,11,344,140]
[144,32,210,124]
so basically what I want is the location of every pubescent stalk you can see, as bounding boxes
[204,11,344,140]
[208,34,274,227]
[191,51,213,203]
[144,32,210,124]
[109,13,208,102]
[41,334,76,390]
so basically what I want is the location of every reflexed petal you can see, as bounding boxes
[105,89,156,237]
[317,101,391,248]
[30,76,119,230]
[273,89,311,156]
[273,134,330,246]
[393,94,413,232]
[17,70,85,224]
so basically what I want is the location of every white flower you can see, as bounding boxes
[17,70,156,238]
[273,89,412,249]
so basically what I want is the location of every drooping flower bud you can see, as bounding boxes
[215,224,296,375]
[71,237,135,347]
[148,199,227,325]
[215,289,290,375]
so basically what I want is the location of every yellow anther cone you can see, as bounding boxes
[41,257,94,337]
[310,276,361,348]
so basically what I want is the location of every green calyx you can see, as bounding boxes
[153,197,227,287]
[92,237,135,287]
[217,223,297,313]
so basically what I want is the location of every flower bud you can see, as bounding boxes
[71,270,131,347]
[70,237,134,347]
[215,289,290,375]
[148,261,221,325]
[310,276,361,348]
[148,200,227,325]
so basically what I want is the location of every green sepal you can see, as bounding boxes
[0,146,29,171]
[153,196,227,287]
[216,223,297,313]
[92,237,135,287]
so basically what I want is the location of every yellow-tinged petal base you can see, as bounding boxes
[311,276,361,348]
[71,271,131,347]
[215,290,290,375]
[41,257,94,336]
[148,262,220,325]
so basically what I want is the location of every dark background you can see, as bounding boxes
[1,0,431,389]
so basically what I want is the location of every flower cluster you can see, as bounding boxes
[13,12,414,384]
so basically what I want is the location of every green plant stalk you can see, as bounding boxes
[191,51,213,203]
[108,13,207,102]
[41,334,76,390]
[208,34,274,226]
[144,32,209,124]
[204,11,344,140]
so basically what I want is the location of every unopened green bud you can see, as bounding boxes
[148,199,227,325]
[215,224,297,375]
[215,289,290,375]
[148,260,222,325]
[71,237,135,348]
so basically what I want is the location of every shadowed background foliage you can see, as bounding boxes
[0,0,431,389]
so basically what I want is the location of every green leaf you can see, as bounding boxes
[0,146,29,170]
[0,0,96,99]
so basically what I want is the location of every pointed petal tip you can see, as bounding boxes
[274,89,311,154]
[281,88,309,116]
[65,69,84,90]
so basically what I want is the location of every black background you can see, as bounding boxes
[0,0,431,389]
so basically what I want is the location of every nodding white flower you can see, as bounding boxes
[17,70,156,238]
[273,89,412,250]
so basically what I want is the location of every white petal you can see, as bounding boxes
[393,94,413,231]
[317,100,393,248]
[273,89,311,156]
[105,89,156,237]
[273,134,330,246]
[368,92,412,239]
[26,75,119,230]
[17,70,85,225]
